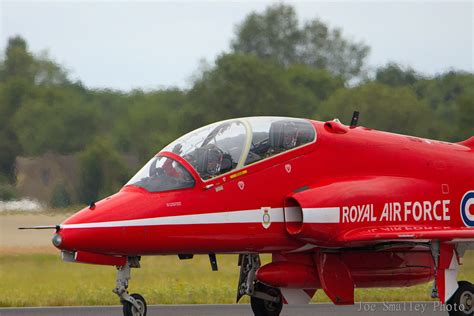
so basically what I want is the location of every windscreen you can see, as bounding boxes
[126,156,195,192]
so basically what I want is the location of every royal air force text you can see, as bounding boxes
[342,200,451,223]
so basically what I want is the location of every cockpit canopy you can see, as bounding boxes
[162,120,246,180]
[126,117,316,192]
[162,117,316,180]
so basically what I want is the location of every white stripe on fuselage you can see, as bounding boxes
[303,207,340,223]
[61,208,286,229]
[61,206,344,229]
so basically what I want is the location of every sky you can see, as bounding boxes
[1,1,473,91]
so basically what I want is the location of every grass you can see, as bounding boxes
[1,252,474,307]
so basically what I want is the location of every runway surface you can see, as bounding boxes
[0,303,452,316]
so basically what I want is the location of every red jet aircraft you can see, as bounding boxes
[22,116,474,316]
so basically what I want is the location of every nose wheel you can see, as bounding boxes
[113,257,147,316]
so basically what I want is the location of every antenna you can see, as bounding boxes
[18,225,60,232]
[350,111,360,128]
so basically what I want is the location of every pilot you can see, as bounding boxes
[219,153,234,174]
[185,144,234,179]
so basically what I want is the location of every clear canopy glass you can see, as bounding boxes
[162,120,247,180]
[244,117,316,165]
[126,117,316,190]
[125,156,195,192]
[161,117,316,180]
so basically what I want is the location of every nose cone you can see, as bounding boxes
[55,187,160,254]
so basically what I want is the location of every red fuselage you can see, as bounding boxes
[55,118,473,293]
[57,119,473,254]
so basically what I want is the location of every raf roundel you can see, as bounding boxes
[460,191,474,227]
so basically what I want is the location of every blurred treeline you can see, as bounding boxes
[0,4,473,205]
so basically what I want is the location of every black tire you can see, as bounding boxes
[447,281,474,316]
[250,282,283,316]
[122,293,147,316]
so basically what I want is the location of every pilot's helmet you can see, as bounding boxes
[205,145,223,176]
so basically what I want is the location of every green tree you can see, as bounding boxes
[298,20,369,79]
[232,4,301,66]
[286,64,344,106]
[0,36,76,181]
[113,89,186,161]
[318,83,435,138]
[414,72,474,111]
[1,36,35,82]
[12,87,100,155]
[0,128,22,182]
[456,91,474,140]
[0,36,36,180]
[413,71,474,141]
[185,53,343,132]
[33,52,70,86]
[0,36,70,86]
[375,63,420,87]
[232,4,369,80]
[78,139,130,203]
[185,54,299,131]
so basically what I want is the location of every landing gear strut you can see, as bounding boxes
[113,257,147,316]
[236,254,283,316]
[430,240,440,299]
[236,254,261,301]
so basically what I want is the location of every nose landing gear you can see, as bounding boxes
[113,257,147,316]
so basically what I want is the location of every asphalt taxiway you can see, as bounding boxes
[0,302,452,315]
